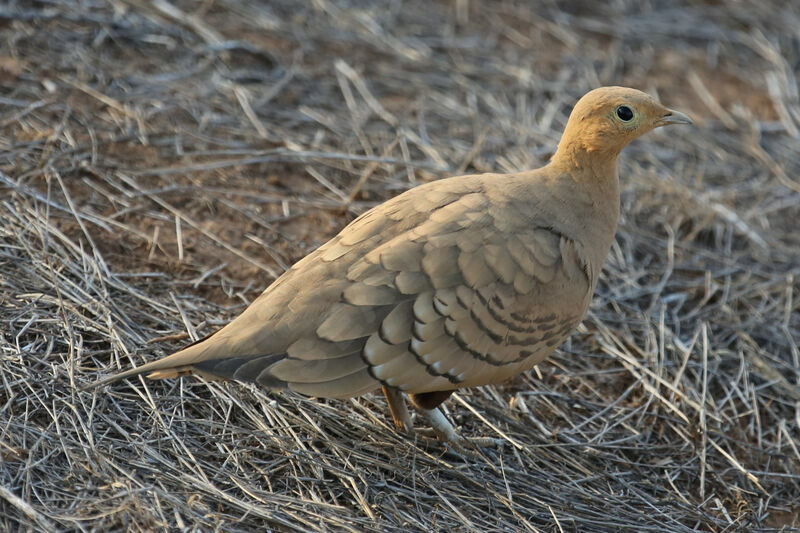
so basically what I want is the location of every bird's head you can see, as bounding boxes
[553,86,692,168]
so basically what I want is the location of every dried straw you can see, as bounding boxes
[1,1,798,531]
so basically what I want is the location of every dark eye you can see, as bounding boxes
[616,105,634,121]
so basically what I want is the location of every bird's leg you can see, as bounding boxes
[382,389,505,452]
[417,406,459,442]
[416,407,505,452]
[382,386,413,433]
[409,391,505,452]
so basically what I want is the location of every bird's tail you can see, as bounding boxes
[81,332,228,391]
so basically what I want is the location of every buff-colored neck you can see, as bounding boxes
[549,133,622,201]
[546,126,623,234]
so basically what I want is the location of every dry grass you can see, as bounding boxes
[1,0,799,531]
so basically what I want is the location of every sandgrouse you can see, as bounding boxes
[89,87,691,447]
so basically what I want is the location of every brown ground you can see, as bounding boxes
[1,0,798,531]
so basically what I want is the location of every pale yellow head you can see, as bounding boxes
[552,86,692,168]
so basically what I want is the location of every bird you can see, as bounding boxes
[87,87,692,449]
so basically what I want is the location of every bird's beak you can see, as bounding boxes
[657,109,693,126]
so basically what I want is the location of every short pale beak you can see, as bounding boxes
[657,109,693,126]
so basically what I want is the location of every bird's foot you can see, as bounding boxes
[419,407,505,456]
[382,387,505,456]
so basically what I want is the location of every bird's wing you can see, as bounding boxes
[90,174,594,398]
[340,201,595,394]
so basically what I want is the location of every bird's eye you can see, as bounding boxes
[616,106,634,122]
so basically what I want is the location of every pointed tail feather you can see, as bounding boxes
[82,337,288,391]
[81,358,198,391]
[81,333,229,390]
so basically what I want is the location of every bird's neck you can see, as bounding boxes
[545,142,622,252]
[550,142,621,203]
[550,140,620,179]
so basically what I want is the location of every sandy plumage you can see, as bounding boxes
[90,87,692,440]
